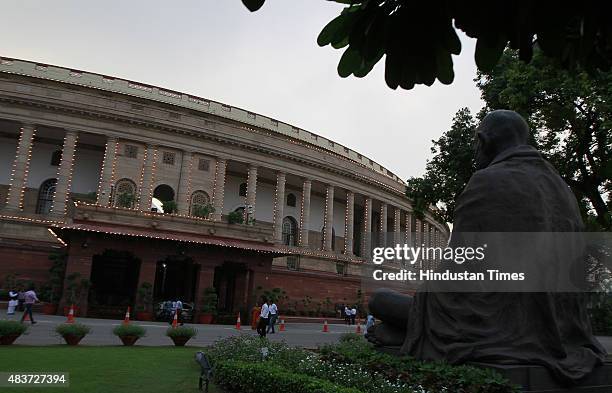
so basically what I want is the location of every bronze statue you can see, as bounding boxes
[366,110,607,384]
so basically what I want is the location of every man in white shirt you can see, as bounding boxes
[350,306,357,325]
[344,306,351,325]
[257,297,270,338]
[267,302,278,334]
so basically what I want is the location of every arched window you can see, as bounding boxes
[238,183,247,197]
[282,216,298,246]
[50,150,62,166]
[286,193,296,207]
[114,178,136,208]
[190,190,211,217]
[153,184,175,202]
[36,178,57,214]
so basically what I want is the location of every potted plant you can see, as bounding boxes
[117,192,135,208]
[41,251,67,315]
[227,211,244,224]
[136,282,154,321]
[162,200,177,214]
[192,203,215,219]
[63,273,91,316]
[0,320,28,345]
[112,324,146,346]
[198,287,218,324]
[55,323,91,346]
[166,326,197,346]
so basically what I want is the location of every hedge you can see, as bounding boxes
[214,360,363,393]
[320,337,520,393]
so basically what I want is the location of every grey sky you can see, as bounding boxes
[0,0,484,179]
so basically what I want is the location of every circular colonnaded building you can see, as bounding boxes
[0,57,448,320]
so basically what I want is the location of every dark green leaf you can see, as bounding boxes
[337,47,362,78]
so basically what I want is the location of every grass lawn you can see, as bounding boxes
[0,346,222,393]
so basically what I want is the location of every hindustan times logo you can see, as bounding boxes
[371,244,486,265]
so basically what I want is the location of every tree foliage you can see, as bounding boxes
[406,108,477,223]
[409,50,611,230]
[477,50,612,230]
[242,0,612,90]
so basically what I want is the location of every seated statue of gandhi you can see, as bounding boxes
[366,110,607,384]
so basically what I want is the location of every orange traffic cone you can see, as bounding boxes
[66,304,75,324]
[235,312,241,330]
[23,309,30,321]
[322,319,329,332]
[355,318,362,334]
[172,308,178,328]
[123,306,131,325]
[279,318,285,332]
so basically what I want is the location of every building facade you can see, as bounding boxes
[0,58,448,319]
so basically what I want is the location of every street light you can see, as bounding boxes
[161,263,167,297]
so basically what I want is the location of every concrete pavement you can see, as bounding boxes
[6,313,359,348]
[6,313,612,354]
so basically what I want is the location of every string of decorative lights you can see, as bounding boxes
[5,125,36,210]
[50,131,79,217]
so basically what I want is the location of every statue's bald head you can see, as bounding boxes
[475,110,530,169]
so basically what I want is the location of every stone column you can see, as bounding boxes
[96,136,118,206]
[193,265,215,316]
[5,123,36,211]
[323,184,335,251]
[273,172,286,243]
[379,202,388,246]
[393,206,401,245]
[344,191,354,255]
[50,130,79,217]
[299,179,312,247]
[138,144,157,211]
[405,211,413,244]
[361,197,372,257]
[244,165,258,224]
[176,151,194,215]
[212,158,227,221]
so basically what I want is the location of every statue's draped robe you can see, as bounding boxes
[401,145,607,384]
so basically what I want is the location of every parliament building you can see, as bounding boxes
[0,57,448,319]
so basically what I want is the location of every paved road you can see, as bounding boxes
[8,314,359,348]
[7,313,612,354]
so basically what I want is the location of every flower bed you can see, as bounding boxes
[207,334,519,393]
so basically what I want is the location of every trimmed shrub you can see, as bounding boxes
[112,324,146,338]
[55,323,91,337]
[165,326,197,339]
[214,360,363,393]
[0,320,28,336]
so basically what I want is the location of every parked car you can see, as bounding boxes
[155,301,194,323]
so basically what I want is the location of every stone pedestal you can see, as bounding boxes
[470,361,612,393]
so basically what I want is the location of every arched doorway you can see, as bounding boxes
[36,178,57,214]
[88,250,141,318]
[154,255,197,302]
[153,184,175,202]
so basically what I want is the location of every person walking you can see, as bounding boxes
[7,290,19,316]
[267,301,278,334]
[20,286,38,324]
[350,306,357,325]
[344,305,351,325]
[256,297,270,338]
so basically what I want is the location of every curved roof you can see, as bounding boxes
[0,57,405,186]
